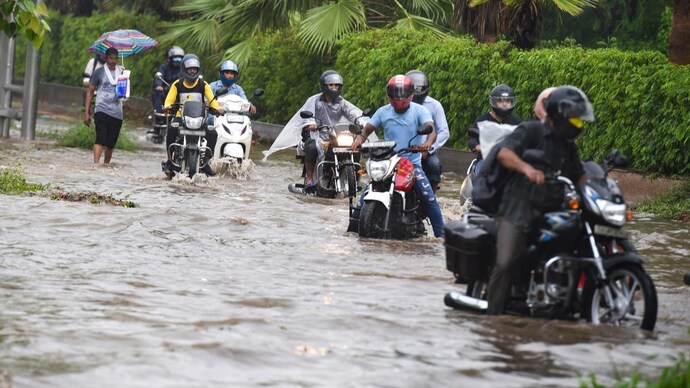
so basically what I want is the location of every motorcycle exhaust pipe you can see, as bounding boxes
[444,290,488,311]
[684,271,690,286]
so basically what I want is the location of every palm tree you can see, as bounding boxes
[668,0,690,65]
[161,0,454,66]
[454,0,597,49]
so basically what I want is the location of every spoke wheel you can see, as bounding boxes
[582,264,657,331]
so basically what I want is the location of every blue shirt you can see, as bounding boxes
[209,81,247,99]
[369,102,433,167]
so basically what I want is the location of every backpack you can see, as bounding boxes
[471,120,545,214]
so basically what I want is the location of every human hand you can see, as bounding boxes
[162,105,171,114]
[249,103,257,114]
[474,144,482,153]
[351,135,364,151]
[155,86,164,92]
[83,112,91,127]
[524,166,544,185]
[308,123,317,131]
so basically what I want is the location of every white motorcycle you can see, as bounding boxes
[212,88,264,165]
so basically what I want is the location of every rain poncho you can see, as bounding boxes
[262,94,374,161]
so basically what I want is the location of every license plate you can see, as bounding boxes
[333,147,354,153]
[594,224,630,239]
[179,129,206,136]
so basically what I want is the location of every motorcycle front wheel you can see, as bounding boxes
[187,149,199,179]
[582,264,658,331]
[359,201,389,239]
[339,165,357,198]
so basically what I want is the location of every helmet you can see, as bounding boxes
[320,70,343,100]
[168,46,185,67]
[387,75,415,113]
[405,70,429,105]
[544,85,595,142]
[489,84,517,118]
[181,54,201,83]
[219,60,240,87]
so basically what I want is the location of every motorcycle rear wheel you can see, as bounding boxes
[359,202,389,239]
[582,264,657,331]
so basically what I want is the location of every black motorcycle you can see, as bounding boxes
[289,111,366,200]
[148,72,172,144]
[444,150,658,331]
[166,101,213,179]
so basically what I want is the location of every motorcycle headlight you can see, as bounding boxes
[583,185,627,226]
[184,115,204,130]
[337,132,354,147]
[367,160,390,181]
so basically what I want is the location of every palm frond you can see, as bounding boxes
[297,0,367,55]
[407,0,454,24]
[158,18,221,53]
[172,0,234,18]
[222,39,256,68]
[394,14,453,39]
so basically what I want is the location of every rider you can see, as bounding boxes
[161,54,224,178]
[468,84,522,172]
[485,85,593,315]
[405,70,449,192]
[287,70,368,193]
[351,75,445,238]
[152,46,185,113]
[209,60,257,114]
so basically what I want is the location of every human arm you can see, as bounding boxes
[153,64,166,92]
[204,82,223,113]
[162,81,179,113]
[82,58,94,87]
[83,83,97,125]
[497,147,544,185]
[234,85,255,113]
[467,118,481,153]
[351,122,377,151]
[428,99,449,153]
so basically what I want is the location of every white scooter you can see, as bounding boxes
[212,88,264,165]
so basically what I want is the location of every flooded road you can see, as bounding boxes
[1,121,689,387]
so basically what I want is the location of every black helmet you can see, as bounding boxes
[168,46,185,67]
[320,70,343,100]
[544,85,595,142]
[489,84,517,118]
[181,54,201,83]
[405,70,429,105]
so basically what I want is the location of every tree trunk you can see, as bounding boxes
[668,0,690,65]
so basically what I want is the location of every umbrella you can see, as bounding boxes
[88,29,158,65]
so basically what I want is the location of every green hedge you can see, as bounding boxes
[334,29,690,175]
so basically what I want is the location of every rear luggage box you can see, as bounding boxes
[444,220,495,281]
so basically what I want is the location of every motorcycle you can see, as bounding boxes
[147,72,172,144]
[211,88,264,165]
[458,158,477,207]
[288,111,367,200]
[164,100,214,179]
[352,124,434,240]
[443,150,658,331]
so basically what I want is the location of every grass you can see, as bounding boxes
[0,164,48,194]
[634,180,690,222]
[581,350,690,388]
[58,123,138,152]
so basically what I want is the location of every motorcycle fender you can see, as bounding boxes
[601,252,646,270]
[222,143,245,159]
[363,191,390,209]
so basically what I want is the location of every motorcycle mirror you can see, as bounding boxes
[607,149,629,168]
[215,88,229,98]
[416,123,433,136]
[362,108,372,116]
[154,72,163,79]
[348,124,360,134]
[300,111,314,119]
[253,88,265,97]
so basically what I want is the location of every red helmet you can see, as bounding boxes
[386,75,414,113]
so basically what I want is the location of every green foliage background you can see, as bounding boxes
[8,12,690,175]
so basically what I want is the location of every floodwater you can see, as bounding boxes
[0,119,689,388]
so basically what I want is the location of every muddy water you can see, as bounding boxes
[0,121,689,388]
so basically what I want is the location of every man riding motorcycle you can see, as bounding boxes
[152,46,185,113]
[351,75,445,238]
[161,54,224,178]
[405,70,449,192]
[484,85,594,315]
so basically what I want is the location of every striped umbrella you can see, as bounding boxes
[88,29,158,61]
